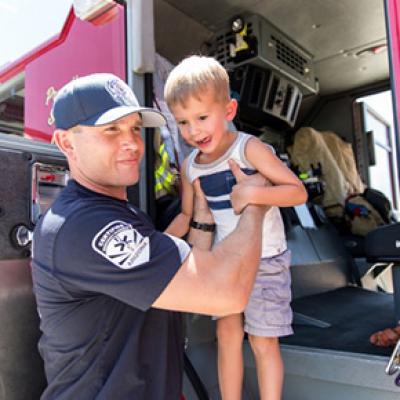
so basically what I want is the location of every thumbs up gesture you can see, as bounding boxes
[229,159,269,214]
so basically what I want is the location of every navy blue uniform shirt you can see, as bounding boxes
[32,180,190,399]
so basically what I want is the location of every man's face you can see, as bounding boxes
[64,113,145,199]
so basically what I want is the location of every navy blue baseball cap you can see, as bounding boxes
[53,73,166,130]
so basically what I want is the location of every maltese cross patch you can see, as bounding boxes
[92,220,150,269]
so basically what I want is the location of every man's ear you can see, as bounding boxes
[225,98,238,122]
[52,129,75,157]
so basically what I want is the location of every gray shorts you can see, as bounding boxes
[244,250,293,337]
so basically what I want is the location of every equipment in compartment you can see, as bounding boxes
[230,64,302,128]
[212,13,318,95]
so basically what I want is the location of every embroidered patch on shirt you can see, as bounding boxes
[92,220,150,269]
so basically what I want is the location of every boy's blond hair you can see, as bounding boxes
[164,55,230,108]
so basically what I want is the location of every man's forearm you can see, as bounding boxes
[153,205,266,316]
[212,205,266,308]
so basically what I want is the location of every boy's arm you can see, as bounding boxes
[164,213,191,237]
[231,137,307,213]
[164,158,194,237]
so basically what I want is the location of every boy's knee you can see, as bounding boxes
[248,335,279,356]
[216,320,244,345]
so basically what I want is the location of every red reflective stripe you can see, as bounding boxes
[24,127,52,142]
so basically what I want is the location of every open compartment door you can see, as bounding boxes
[386,0,400,185]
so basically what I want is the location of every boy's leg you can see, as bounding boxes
[248,335,283,400]
[216,313,244,400]
[244,251,293,400]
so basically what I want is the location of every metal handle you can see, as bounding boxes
[385,339,400,376]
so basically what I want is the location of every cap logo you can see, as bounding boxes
[105,78,137,106]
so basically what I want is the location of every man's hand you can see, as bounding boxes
[229,159,270,214]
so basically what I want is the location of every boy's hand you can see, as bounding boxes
[229,159,270,214]
[192,179,214,224]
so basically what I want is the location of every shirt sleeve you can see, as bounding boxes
[53,204,190,311]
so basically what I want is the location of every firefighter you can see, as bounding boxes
[31,73,267,399]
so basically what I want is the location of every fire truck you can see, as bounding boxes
[0,0,400,399]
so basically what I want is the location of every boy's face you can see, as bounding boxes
[170,88,237,156]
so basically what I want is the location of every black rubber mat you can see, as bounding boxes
[280,286,396,357]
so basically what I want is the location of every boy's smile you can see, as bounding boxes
[171,88,238,162]
[195,135,212,150]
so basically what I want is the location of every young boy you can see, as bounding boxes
[164,55,307,400]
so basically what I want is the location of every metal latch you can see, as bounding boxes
[13,225,33,248]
